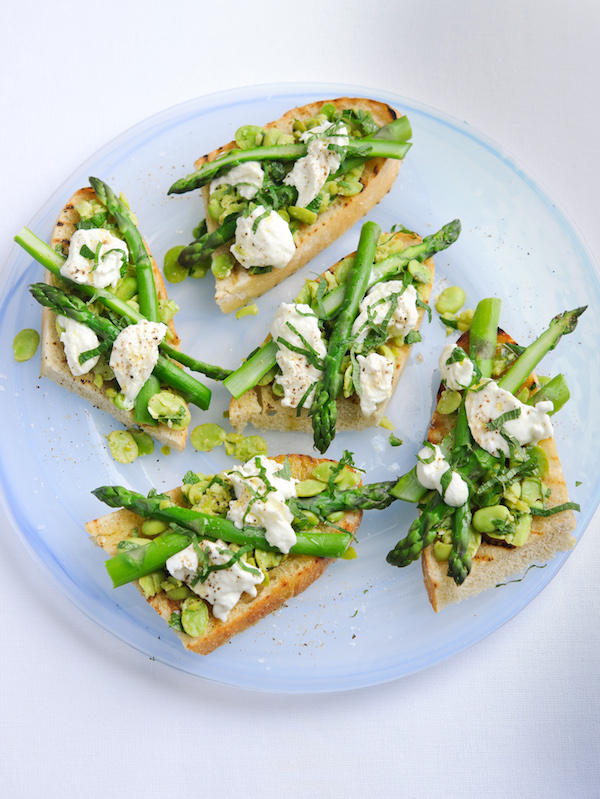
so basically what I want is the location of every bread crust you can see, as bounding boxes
[197,98,404,313]
[85,454,363,654]
[228,230,434,434]
[41,187,188,451]
[420,330,576,612]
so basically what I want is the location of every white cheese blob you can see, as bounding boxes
[356,352,395,416]
[60,228,128,289]
[231,205,296,270]
[416,444,469,507]
[57,315,100,376]
[284,122,350,207]
[209,160,264,200]
[270,302,327,409]
[351,282,418,346]
[166,540,264,623]
[465,378,554,457]
[439,342,475,390]
[108,320,167,409]
[226,455,298,554]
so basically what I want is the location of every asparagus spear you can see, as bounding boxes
[177,213,239,269]
[469,297,502,379]
[93,485,354,587]
[387,297,501,577]
[310,220,381,453]
[29,283,211,410]
[386,495,451,567]
[167,124,412,195]
[87,176,163,422]
[14,227,231,382]
[294,480,398,519]
[88,177,160,323]
[498,307,586,395]
[526,374,570,414]
[223,219,461,400]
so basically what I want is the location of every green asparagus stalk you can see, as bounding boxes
[389,466,428,503]
[387,297,502,578]
[469,297,502,379]
[526,374,570,414]
[88,177,160,323]
[177,213,239,268]
[107,532,194,587]
[93,486,353,581]
[88,177,162,414]
[498,307,586,395]
[223,340,279,399]
[168,126,412,196]
[320,219,462,319]
[29,283,211,410]
[15,226,231,382]
[386,496,451,567]
[222,219,461,400]
[332,116,412,176]
[310,220,381,453]
[448,504,472,585]
[294,480,398,518]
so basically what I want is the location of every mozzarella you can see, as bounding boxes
[438,342,475,390]
[231,205,296,270]
[351,282,418,345]
[57,315,100,377]
[166,540,264,623]
[271,302,326,409]
[209,160,264,200]
[284,122,350,207]
[60,228,128,289]
[465,379,554,457]
[226,455,298,554]
[356,352,395,416]
[108,320,167,409]
[416,444,469,507]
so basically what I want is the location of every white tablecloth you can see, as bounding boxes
[1,2,598,797]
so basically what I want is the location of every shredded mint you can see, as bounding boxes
[530,501,580,517]
[487,408,521,431]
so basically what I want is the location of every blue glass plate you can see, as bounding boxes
[1,83,598,693]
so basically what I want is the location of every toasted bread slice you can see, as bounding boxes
[198,98,404,313]
[421,330,577,612]
[41,187,188,451]
[229,229,434,434]
[85,454,363,654]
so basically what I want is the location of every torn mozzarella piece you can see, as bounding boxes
[209,160,264,200]
[166,540,264,623]
[465,378,554,457]
[226,455,298,554]
[438,342,475,390]
[270,302,326,409]
[231,205,296,269]
[60,228,128,289]
[356,352,395,416]
[57,315,100,376]
[351,282,418,346]
[284,122,350,207]
[109,320,167,409]
[416,444,469,507]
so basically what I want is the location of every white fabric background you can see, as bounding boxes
[1,1,598,797]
